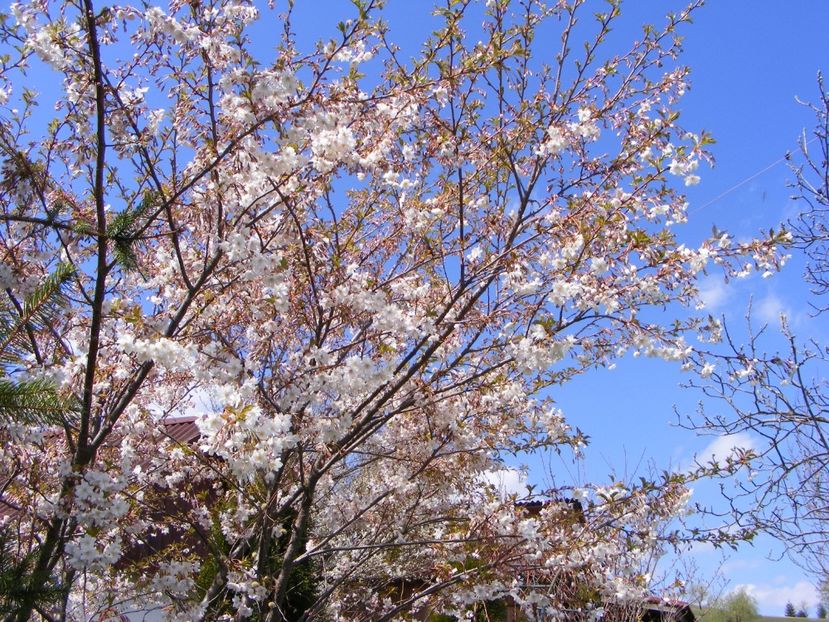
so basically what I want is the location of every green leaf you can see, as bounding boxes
[0,378,77,425]
[0,527,65,617]
[0,263,74,359]
[107,190,159,270]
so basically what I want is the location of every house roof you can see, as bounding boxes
[0,416,202,522]
[157,415,201,444]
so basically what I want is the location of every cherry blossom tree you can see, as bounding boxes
[791,74,829,310]
[683,75,829,579]
[0,0,783,620]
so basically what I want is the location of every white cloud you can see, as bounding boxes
[698,277,731,310]
[481,467,528,500]
[755,292,789,326]
[693,433,756,469]
[686,539,717,555]
[150,385,216,420]
[734,580,818,615]
[720,558,757,574]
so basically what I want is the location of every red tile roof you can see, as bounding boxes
[158,415,201,444]
[0,416,202,522]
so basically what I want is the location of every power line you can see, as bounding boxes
[691,136,819,214]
